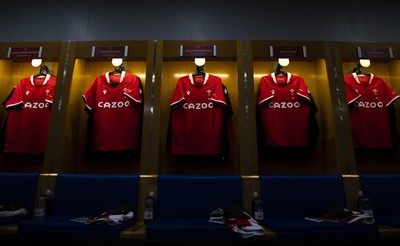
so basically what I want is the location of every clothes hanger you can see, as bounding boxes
[193,58,206,76]
[109,64,126,75]
[192,65,205,76]
[274,63,287,76]
[33,65,50,77]
[352,63,370,76]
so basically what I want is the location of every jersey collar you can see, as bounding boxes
[106,71,126,84]
[271,72,291,85]
[189,73,209,85]
[30,74,51,86]
[352,72,374,84]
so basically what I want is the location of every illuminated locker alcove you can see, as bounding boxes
[153,40,242,175]
[51,41,150,174]
[251,41,344,175]
[337,42,400,174]
[0,42,63,173]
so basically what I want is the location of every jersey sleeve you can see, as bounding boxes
[344,80,361,104]
[379,78,400,106]
[138,77,144,101]
[210,77,227,106]
[170,77,185,108]
[220,83,234,161]
[82,77,100,111]
[257,76,274,106]
[388,104,400,148]
[123,75,144,103]
[297,77,311,101]
[222,84,233,117]
[308,92,320,146]
[2,87,17,111]
[4,81,24,109]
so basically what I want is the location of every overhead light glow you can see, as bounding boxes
[31,59,42,67]
[278,58,290,67]
[194,58,206,66]
[112,58,123,67]
[359,59,371,68]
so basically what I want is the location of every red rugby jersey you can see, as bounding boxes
[257,72,312,147]
[3,74,56,154]
[169,73,233,156]
[344,73,400,149]
[83,71,143,151]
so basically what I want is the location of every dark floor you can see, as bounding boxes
[2,237,400,246]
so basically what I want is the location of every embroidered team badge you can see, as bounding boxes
[290,89,295,99]
[103,89,107,95]
[186,89,191,95]
[373,89,378,99]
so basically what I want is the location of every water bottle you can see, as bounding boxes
[44,189,53,216]
[357,190,373,218]
[35,194,46,217]
[144,191,155,223]
[252,192,264,222]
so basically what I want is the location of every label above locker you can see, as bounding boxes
[7,46,43,59]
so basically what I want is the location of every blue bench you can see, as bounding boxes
[259,175,379,240]
[18,173,140,239]
[146,174,244,241]
[0,172,39,226]
[360,174,400,229]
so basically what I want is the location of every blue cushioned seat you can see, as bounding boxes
[18,173,140,239]
[146,174,243,240]
[360,174,400,228]
[0,172,39,226]
[259,175,379,240]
